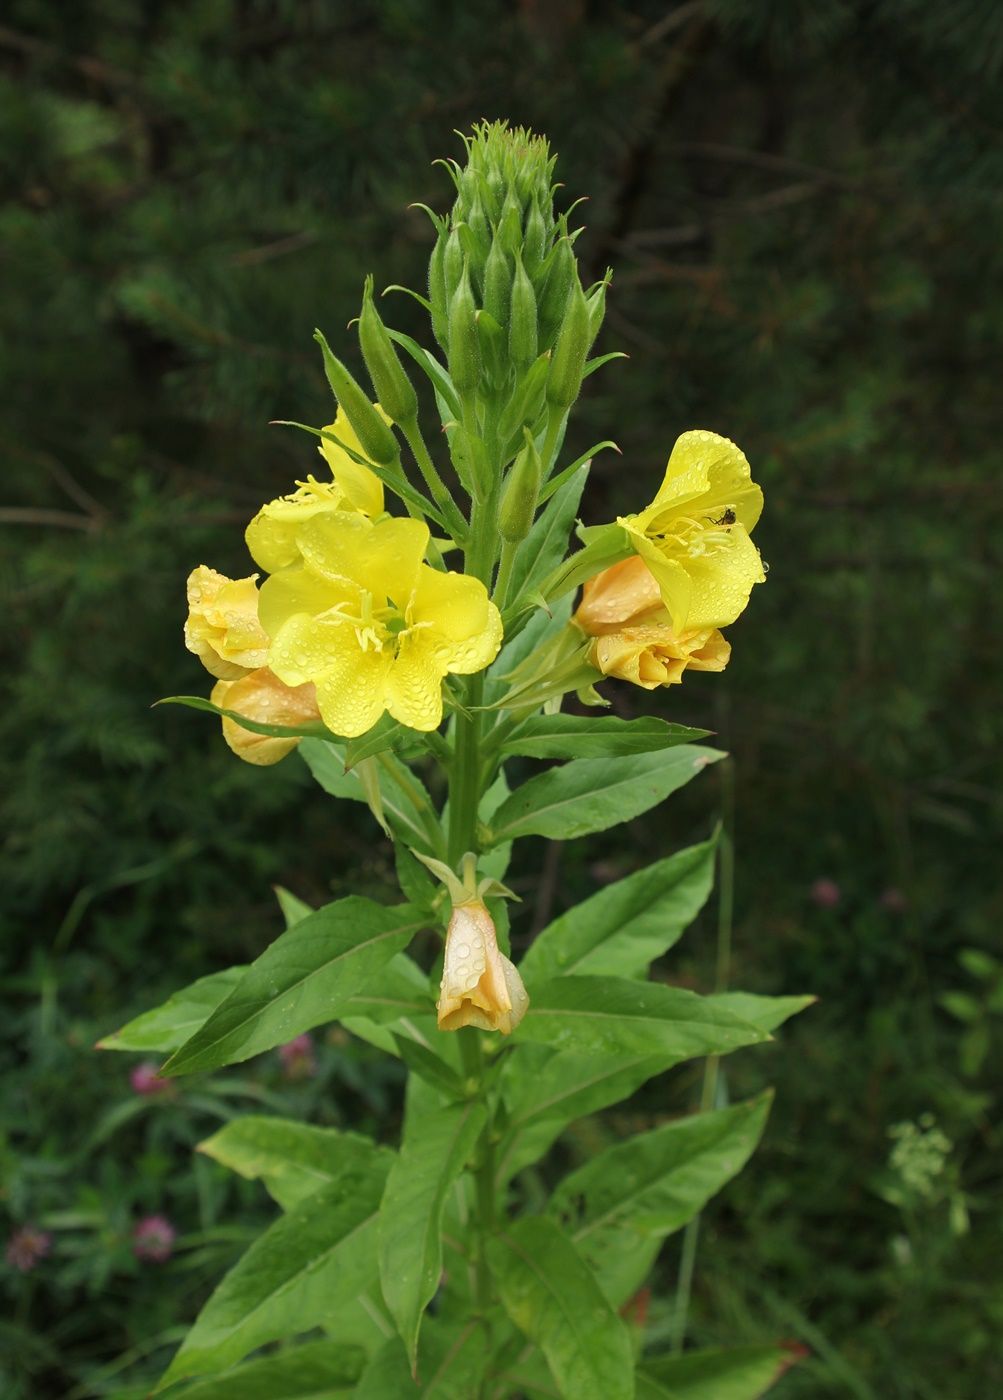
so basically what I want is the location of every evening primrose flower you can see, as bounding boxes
[258,514,502,736]
[437,900,529,1034]
[211,667,321,765]
[575,555,730,689]
[245,405,386,573]
[619,430,765,631]
[184,566,270,679]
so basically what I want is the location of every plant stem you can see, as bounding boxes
[493,537,519,611]
[400,417,466,540]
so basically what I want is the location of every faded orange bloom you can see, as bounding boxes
[437,901,529,1035]
[575,556,731,690]
[184,566,270,680]
[210,668,320,766]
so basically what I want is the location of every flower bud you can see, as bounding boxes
[313,329,399,466]
[428,227,449,348]
[546,274,590,410]
[497,187,523,256]
[586,272,611,346]
[508,251,538,370]
[499,431,542,543]
[447,261,481,394]
[523,198,547,278]
[358,278,418,426]
[538,236,575,349]
[482,235,512,330]
[437,899,529,1035]
[443,225,466,302]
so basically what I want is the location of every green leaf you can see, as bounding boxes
[156,694,333,741]
[487,747,725,844]
[353,1320,486,1398]
[301,738,442,855]
[378,1099,487,1369]
[391,1035,467,1099]
[521,838,717,985]
[275,886,313,928]
[97,967,246,1053]
[495,1046,677,1183]
[506,464,589,607]
[516,977,767,1059]
[385,328,461,419]
[170,1339,366,1398]
[488,1217,634,1400]
[162,899,424,1076]
[344,715,409,768]
[161,1158,391,1386]
[500,714,709,761]
[637,1344,798,1399]
[551,1094,772,1304]
[711,992,816,1034]
[198,1116,393,1211]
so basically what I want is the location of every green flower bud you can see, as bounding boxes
[483,236,511,330]
[499,430,543,543]
[546,275,590,410]
[497,188,523,256]
[428,227,448,349]
[586,272,611,347]
[538,236,575,350]
[468,194,491,262]
[444,225,465,302]
[508,251,538,370]
[313,328,398,466]
[448,261,481,395]
[524,199,547,278]
[358,278,418,426]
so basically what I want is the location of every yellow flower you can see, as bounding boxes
[184,566,270,680]
[210,668,321,766]
[437,900,529,1035]
[619,430,765,631]
[245,406,386,573]
[258,514,502,736]
[574,555,730,689]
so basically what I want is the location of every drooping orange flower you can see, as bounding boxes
[574,556,731,689]
[210,668,321,766]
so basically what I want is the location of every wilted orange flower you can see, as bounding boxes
[210,668,320,766]
[437,900,529,1035]
[184,566,270,680]
[575,556,731,689]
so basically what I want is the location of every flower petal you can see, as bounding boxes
[311,629,393,738]
[575,556,664,634]
[385,633,447,732]
[646,430,763,533]
[184,566,270,678]
[679,523,765,630]
[318,406,386,517]
[409,566,504,674]
[212,670,320,766]
[297,514,428,603]
[257,565,346,642]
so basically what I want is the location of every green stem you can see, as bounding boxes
[400,417,467,541]
[492,537,520,611]
[540,405,565,478]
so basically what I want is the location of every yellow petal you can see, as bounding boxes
[211,670,320,766]
[257,565,348,642]
[297,514,428,604]
[409,566,504,674]
[437,902,529,1035]
[184,566,270,679]
[645,429,763,533]
[676,523,765,630]
[590,621,731,690]
[245,484,351,574]
[269,611,347,688]
[318,405,386,517]
[310,627,393,738]
[385,632,448,732]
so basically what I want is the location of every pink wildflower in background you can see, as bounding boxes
[132,1215,176,1263]
[809,877,841,909]
[5,1226,51,1273]
[130,1061,173,1096]
[278,1032,317,1080]
[879,886,909,913]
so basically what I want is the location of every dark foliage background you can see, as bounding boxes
[2,2,1001,1395]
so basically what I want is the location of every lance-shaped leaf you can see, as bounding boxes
[521,837,717,986]
[712,991,817,1034]
[487,747,724,844]
[173,1338,366,1399]
[97,966,246,1054]
[354,1319,487,1399]
[551,1093,773,1304]
[157,694,334,742]
[300,739,441,854]
[516,976,766,1059]
[162,899,425,1076]
[378,1099,487,1370]
[495,1045,677,1184]
[198,1116,393,1211]
[636,1343,800,1400]
[488,1217,634,1400]
[500,714,709,761]
[505,464,589,608]
[160,1157,390,1386]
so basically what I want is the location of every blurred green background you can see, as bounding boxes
[3,2,1002,1396]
